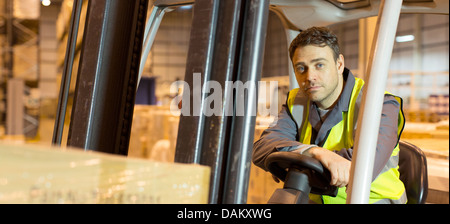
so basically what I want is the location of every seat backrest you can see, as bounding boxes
[398,140,428,204]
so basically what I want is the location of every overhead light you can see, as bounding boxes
[178,5,193,10]
[41,0,51,7]
[396,35,415,43]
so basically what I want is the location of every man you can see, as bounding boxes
[252,27,406,204]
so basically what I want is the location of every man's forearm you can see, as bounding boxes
[252,105,316,170]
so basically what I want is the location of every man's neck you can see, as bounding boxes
[316,80,346,110]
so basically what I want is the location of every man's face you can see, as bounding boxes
[292,45,345,109]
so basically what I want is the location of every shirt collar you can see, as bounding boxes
[310,67,355,115]
[308,68,356,145]
[337,67,355,112]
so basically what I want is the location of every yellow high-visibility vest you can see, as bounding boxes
[287,77,406,204]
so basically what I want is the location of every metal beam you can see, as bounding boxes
[197,0,248,204]
[1,0,14,127]
[174,0,244,204]
[346,0,403,204]
[138,5,168,88]
[154,0,194,7]
[174,0,269,204]
[67,0,149,155]
[52,0,83,146]
[174,0,220,165]
[221,0,269,204]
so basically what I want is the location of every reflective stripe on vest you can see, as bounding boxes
[287,77,407,204]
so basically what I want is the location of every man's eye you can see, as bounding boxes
[316,63,324,69]
[297,66,305,73]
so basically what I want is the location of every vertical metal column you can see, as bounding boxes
[174,0,269,204]
[197,0,248,204]
[6,79,24,136]
[174,0,220,164]
[346,0,403,204]
[174,0,245,204]
[1,0,14,127]
[3,0,13,79]
[52,0,83,146]
[67,0,149,155]
[222,0,269,204]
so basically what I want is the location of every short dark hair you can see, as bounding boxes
[289,26,340,61]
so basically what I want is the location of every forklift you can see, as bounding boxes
[53,0,447,204]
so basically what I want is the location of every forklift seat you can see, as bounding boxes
[398,140,428,204]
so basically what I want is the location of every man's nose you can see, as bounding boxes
[305,70,317,82]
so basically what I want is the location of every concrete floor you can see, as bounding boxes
[402,121,449,204]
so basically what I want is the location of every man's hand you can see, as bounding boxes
[306,147,351,188]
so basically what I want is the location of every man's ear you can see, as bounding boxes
[336,54,345,74]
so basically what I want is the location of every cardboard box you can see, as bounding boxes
[0,143,210,204]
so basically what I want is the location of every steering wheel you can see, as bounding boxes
[265,151,338,197]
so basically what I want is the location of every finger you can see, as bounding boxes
[338,167,346,187]
[336,178,344,188]
[330,169,338,186]
[335,168,346,188]
[343,167,349,187]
